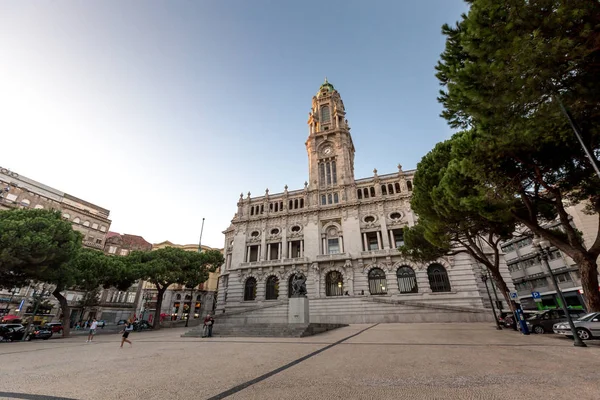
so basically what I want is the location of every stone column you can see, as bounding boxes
[288,242,292,259]
[300,240,304,257]
[376,232,382,250]
[340,236,344,253]
[246,246,251,263]
[322,238,327,255]
[278,243,282,260]
[362,233,368,252]
[260,233,267,260]
[381,218,390,249]
[389,230,395,250]
[267,244,272,261]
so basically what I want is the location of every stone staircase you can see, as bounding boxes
[182,295,492,338]
[182,322,347,338]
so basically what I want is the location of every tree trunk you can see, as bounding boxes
[52,288,70,338]
[577,256,600,312]
[152,287,167,330]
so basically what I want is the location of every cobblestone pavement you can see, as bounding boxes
[1,323,600,400]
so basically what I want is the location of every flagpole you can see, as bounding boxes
[198,218,205,253]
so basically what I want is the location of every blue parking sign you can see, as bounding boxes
[531,291,541,299]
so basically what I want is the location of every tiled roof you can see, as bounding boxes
[105,231,121,239]
[122,234,152,250]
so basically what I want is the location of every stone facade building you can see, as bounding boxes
[503,203,600,311]
[136,242,223,323]
[215,81,498,324]
[0,167,112,322]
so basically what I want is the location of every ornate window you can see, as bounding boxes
[244,277,257,301]
[381,185,387,195]
[20,198,30,207]
[407,181,413,191]
[397,266,418,293]
[62,213,70,219]
[326,271,343,296]
[34,204,44,209]
[266,276,279,300]
[395,182,401,193]
[83,221,90,227]
[368,268,387,295]
[321,105,330,123]
[427,264,451,292]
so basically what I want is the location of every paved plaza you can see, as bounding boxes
[1,323,600,400]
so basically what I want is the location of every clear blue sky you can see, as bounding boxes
[0,1,468,248]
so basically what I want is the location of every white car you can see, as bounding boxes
[553,312,600,340]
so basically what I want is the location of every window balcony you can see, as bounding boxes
[361,249,393,257]
[239,257,309,268]
[82,240,104,250]
[316,253,350,261]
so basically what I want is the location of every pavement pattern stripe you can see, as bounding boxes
[0,392,77,400]
[206,323,379,400]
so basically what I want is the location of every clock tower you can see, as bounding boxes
[306,79,355,205]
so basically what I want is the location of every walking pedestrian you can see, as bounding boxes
[120,320,134,348]
[86,318,98,343]
[203,313,214,338]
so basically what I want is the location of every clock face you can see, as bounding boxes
[322,146,332,156]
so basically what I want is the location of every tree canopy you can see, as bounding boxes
[126,247,224,328]
[0,209,81,289]
[435,0,600,310]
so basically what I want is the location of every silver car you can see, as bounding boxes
[553,312,600,340]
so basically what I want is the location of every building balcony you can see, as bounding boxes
[99,302,136,309]
[316,253,350,261]
[239,257,309,268]
[360,249,395,258]
[82,240,104,250]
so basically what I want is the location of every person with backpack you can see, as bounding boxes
[203,314,214,338]
[120,319,134,348]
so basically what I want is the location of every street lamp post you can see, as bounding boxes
[533,237,586,348]
[481,273,502,330]
[22,287,51,341]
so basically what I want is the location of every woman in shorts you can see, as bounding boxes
[120,320,134,348]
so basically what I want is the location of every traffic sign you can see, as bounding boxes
[531,291,542,302]
[509,291,518,299]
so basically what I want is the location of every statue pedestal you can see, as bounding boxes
[288,296,309,324]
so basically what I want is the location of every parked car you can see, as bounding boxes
[0,323,24,331]
[45,323,63,334]
[498,311,537,330]
[526,309,588,334]
[553,312,600,341]
[133,320,153,331]
[0,326,26,342]
[31,326,53,340]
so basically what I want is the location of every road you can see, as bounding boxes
[1,323,599,400]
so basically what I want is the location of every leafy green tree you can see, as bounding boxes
[436,0,600,310]
[67,248,136,326]
[399,135,517,307]
[0,209,81,289]
[126,247,223,329]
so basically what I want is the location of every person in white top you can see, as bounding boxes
[87,318,99,343]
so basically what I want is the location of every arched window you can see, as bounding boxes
[407,181,413,191]
[266,276,279,300]
[321,106,330,123]
[62,213,70,219]
[427,264,451,292]
[34,204,44,209]
[363,188,369,199]
[357,190,362,200]
[388,184,394,194]
[370,187,376,197]
[326,271,343,296]
[250,207,254,216]
[196,294,202,301]
[83,221,90,227]
[176,294,181,300]
[397,266,418,293]
[20,199,30,207]
[73,217,81,224]
[244,277,257,301]
[381,185,387,195]
[185,294,191,300]
[395,182,401,193]
[368,268,388,295]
